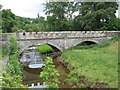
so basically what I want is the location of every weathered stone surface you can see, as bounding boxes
[1,31,119,53]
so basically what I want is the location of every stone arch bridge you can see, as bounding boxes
[1,31,119,53]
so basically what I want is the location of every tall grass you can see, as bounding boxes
[61,37,119,88]
[37,44,53,54]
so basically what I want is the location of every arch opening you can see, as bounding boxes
[37,43,61,54]
[72,41,97,49]
[80,41,97,45]
[19,42,62,55]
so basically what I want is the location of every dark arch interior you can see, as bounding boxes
[72,41,97,49]
[80,41,97,45]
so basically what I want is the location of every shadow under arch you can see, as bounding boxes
[75,40,98,46]
[80,41,97,45]
[71,40,98,49]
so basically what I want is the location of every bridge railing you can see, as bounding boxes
[1,31,119,41]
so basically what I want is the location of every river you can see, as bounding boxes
[20,49,74,88]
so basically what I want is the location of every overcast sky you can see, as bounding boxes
[0,0,119,18]
[0,0,47,18]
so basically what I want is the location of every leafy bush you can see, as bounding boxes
[2,35,26,88]
[40,57,60,88]
[8,35,19,55]
[2,73,27,88]
[6,53,23,76]
[6,35,23,76]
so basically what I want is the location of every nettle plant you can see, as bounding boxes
[40,57,60,88]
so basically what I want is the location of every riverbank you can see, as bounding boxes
[61,37,119,88]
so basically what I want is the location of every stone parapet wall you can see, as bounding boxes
[1,31,120,41]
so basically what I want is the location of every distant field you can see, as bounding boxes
[62,37,119,88]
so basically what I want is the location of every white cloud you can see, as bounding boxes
[0,0,119,18]
[0,0,47,18]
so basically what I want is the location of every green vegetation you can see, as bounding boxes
[40,57,60,88]
[7,35,19,55]
[6,53,23,76]
[2,73,27,88]
[6,35,23,76]
[1,35,26,88]
[65,70,79,84]
[43,2,119,31]
[1,2,120,33]
[62,37,119,88]
[1,48,8,57]
[37,44,53,54]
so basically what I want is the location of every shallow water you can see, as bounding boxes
[21,48,74,88]
[22,57,73,88]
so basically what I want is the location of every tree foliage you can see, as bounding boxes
[2,2,119,32]
[44,2,74,31]
[44,2,119,31]
[75,2,119,30]
[105,17,120,30]
[2,9,18,33]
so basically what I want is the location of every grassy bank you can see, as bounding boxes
[37,44,53,54]
[61,37,119,88]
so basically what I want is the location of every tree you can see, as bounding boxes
[11,25,19,32]
[26,24,43,32]
[105,17,120,30]
[40,57,60,88]
[74,2,119,30]
[32,17,45,24]
[2,9,32,33]
[2,9,18,33]
[44,2,70,31]
[43,2,118,31]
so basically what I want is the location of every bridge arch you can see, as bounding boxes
[45,43,62,52]
[68,39,99,49]
[79,41,97,45]
[19,41,63,54]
